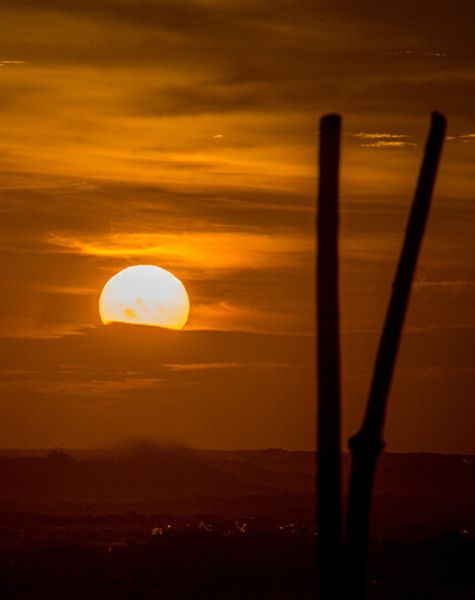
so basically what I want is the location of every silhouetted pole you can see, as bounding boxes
[317,114,342,598]
[346,112,446,598]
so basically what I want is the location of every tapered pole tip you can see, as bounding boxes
[431,111,447,132]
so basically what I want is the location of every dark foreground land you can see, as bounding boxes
[0,447,474,598]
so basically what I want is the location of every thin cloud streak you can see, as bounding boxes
[353,133,409,139]
[359,141,416,148]
[45,231,313,271]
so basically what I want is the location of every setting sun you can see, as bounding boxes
[99,265,190,330]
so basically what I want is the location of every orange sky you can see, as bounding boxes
[0,0,473,451]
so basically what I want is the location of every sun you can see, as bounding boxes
[99,265,190,330]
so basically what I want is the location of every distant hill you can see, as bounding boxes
[0,448,474,499]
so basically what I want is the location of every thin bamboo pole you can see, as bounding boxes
[317,114,342,598]
[345,112,446,598]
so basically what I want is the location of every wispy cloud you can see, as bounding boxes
[45,231,313,272]
[414,280,474,288]
[441,133,475,144]
[28,283,98,296]
[164,362,243,371]
[354,133,409,139]
[353,132,415,148]
[0,376,166,397]
[389,50,447,58]
[187,301,306,334]
[0,319,89,340]
[0,60,27,67]
[359,141,416,148]
[163,361,293,371]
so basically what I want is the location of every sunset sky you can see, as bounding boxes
[0,0,473,451]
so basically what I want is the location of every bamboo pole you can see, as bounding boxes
[317,114,342,598]
[345,112,446,598]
